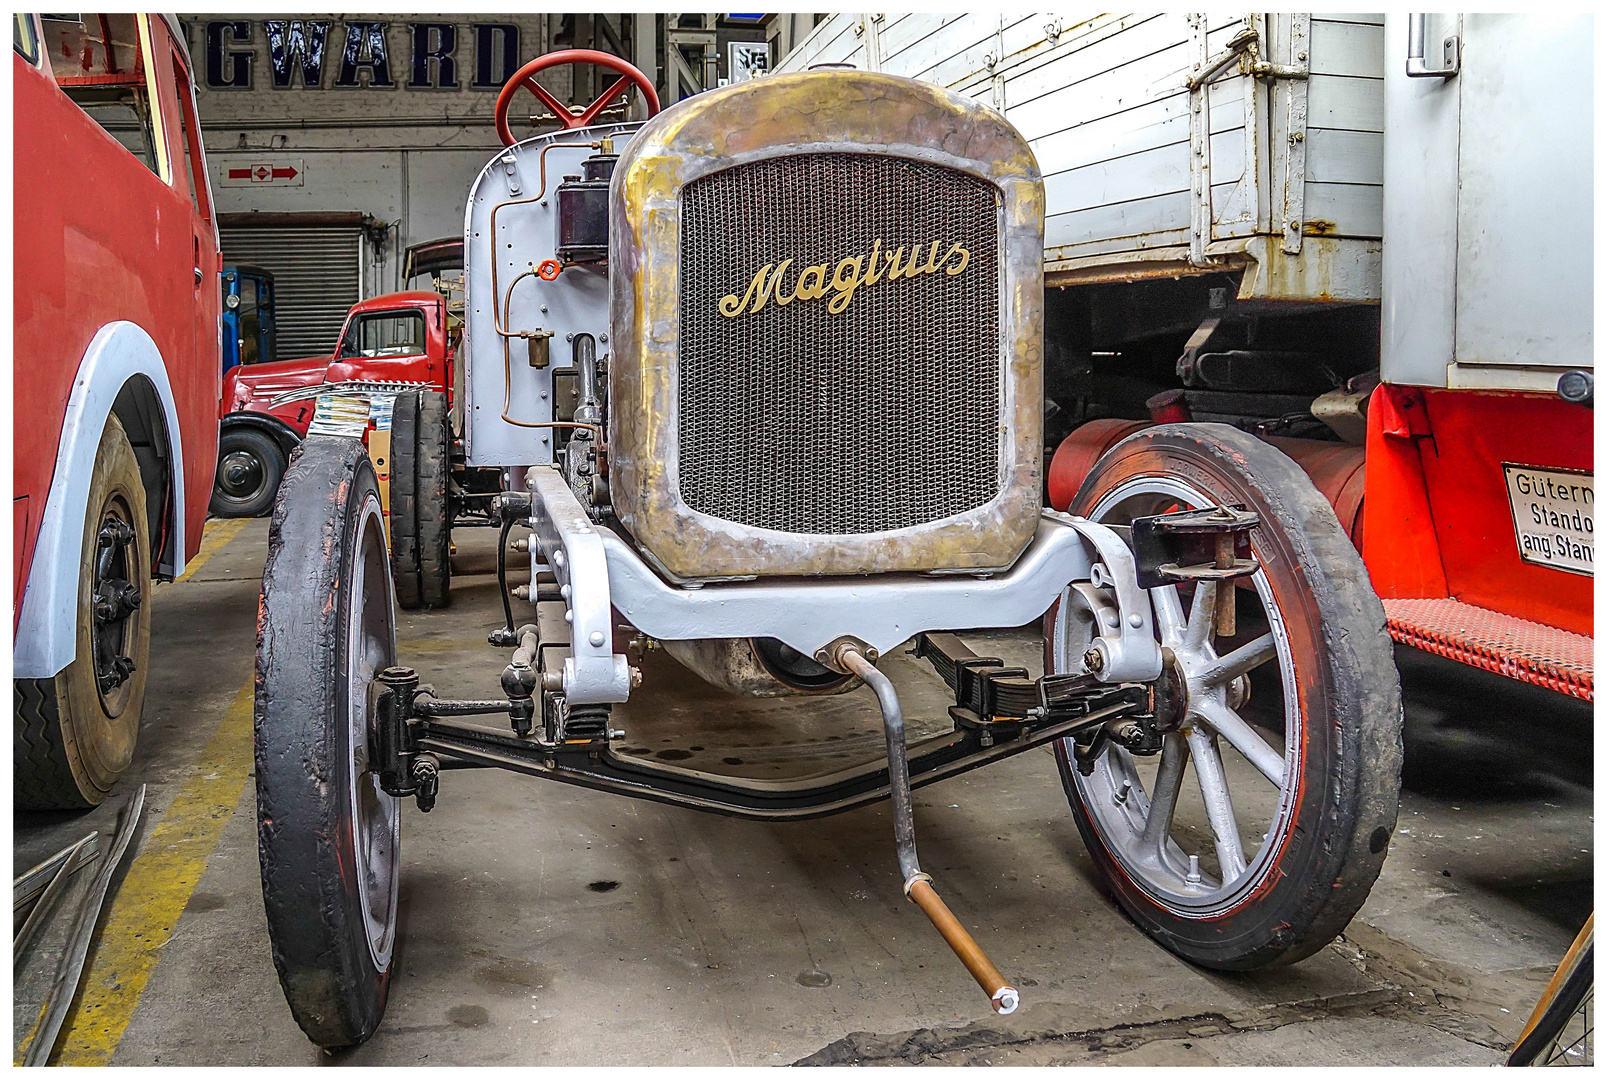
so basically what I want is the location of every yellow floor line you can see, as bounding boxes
[48,679,257,1066]
[173,518,250,582]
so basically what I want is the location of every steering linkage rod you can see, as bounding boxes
[835,643,1021,1016]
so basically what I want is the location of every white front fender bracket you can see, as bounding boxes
[527,468,632,704]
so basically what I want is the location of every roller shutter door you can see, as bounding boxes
[219,225,362,360]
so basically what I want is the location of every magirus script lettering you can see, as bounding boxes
[719,239,971,318]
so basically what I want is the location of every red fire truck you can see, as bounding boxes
[13,13,221,808]
[215,291,451,516]
[216,289,468,609]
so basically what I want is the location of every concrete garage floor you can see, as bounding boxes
[16,519,1593,1066]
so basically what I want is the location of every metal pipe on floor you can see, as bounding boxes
[22,784,146,1066]
[835,644,1020,1016]
[13,833,99,966]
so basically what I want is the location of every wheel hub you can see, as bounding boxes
[219,449,265,497]
[1060,475,1301,916]
[1152,647,1189,733]
[91,514,141,700]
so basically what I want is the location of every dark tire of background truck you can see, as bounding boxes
[1048,422,1403,971]
[15,415,150,809]
[387,392,422,609]
[257,437,401,1048]
[416,391,451,609]
[209,426,286,518]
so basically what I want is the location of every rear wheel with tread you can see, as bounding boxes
[387,393,422,609]
[210,427,286,518]
[416,392,451,609]
[14,415,150,809]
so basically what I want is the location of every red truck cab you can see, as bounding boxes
[213,290,451,516]
[14,13,221,807]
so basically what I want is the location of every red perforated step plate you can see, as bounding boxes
[1383,597,1594,701]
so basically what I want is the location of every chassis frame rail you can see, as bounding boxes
[413,694,1140,821]
[381,632,1149,821]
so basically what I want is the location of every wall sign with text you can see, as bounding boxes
[201,20,525,90]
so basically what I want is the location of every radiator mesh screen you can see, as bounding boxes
[678,153,1001,535]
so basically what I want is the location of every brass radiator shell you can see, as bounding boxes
[608,70,1045,581]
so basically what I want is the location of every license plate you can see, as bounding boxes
[1502,464,1594,576]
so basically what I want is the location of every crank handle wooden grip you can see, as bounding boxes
[906,875,1020,1014]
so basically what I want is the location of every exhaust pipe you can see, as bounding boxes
[835,644,1020,1016]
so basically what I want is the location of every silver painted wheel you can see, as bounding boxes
[346,492,400,971]
[1055,475,1299,915]
[1054,423,1400,970]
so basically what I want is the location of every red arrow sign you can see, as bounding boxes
[226,164,300,181]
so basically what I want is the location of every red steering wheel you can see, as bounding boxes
[495,48,661,146]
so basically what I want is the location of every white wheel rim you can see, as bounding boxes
[1057,475,1303,916]
[346,492,400,969]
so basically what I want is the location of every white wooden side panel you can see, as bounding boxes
[909,15,1040,87]
[1002,14,1200,253]
[1046,193,1191,256]
[1046,180,1251,260]
[1304,182,1384,238]
[1304,128,1381,185]
[1003,31,1194,143]
[786,16,863,70]
[1309,18,1385,78]
[875,12,960,62]
[1029,87,1245,188]
[1307,73,1383,132]
[779,13,1384,261]
[1305,17,1384,239]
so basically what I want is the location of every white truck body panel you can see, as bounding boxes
[777,12,1385,300]
[1382,13,1593,391]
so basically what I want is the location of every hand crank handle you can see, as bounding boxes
[906,875,1020,1014]
[836,643,1021,1017]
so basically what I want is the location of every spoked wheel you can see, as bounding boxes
[1048,423,1402,970]
[1509,913,1594,1066]
[257,437,400,1048]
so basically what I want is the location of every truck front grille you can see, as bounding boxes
[677,152,1002,535]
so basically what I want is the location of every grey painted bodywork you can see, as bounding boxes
[460,122,640,466]
[1382,14,1593,390]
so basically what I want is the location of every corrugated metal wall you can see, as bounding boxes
[219,225,362,359]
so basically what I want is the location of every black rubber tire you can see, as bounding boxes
[257,436,399,1048]
[416,392,451,609]
[15,415,150,809]
[210,427,287,518]
[387,393,422,610]
[1053,423,1403,971]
